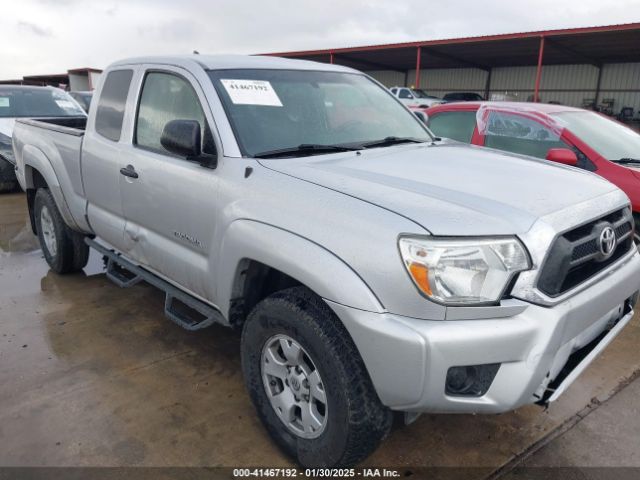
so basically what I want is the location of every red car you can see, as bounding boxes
[425,101,640,239]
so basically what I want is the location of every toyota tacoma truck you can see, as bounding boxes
[12,55,640,468]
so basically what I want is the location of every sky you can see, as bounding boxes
[1,0,640,79]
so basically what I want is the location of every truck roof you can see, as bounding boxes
[110,54,358,74]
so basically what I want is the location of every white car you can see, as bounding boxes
[390,86,443,108]
[0,86,85,192]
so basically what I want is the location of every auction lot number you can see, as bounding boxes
[233,468,401,478]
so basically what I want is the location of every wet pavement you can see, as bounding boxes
[1,192,639,475]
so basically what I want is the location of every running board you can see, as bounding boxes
[85,238,224,331]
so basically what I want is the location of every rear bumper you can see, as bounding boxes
[327,249,640,413]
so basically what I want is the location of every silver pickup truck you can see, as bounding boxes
[12,55,640,468]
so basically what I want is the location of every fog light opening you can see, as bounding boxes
[446,366,476,394]
[445,363,501,397]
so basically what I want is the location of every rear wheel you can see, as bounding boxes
[241,286,392,468]
[34,188,89,274]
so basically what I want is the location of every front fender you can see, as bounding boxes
[216,219,384,317]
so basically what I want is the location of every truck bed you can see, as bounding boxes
[13,115,89,232]
[17,116,87,136]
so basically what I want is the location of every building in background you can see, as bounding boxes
[267,23,640,118]
[0,67,102,92]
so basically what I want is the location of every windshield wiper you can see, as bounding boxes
[613,158,640,165]
[358,136,426,149]
[253,144,360,159]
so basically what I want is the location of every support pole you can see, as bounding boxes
[484,68,492,100]
[534,36,545,103]
[415,46,422,88]
[329,52,334,64]
[594,64,603,109]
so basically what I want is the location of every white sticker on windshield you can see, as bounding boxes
[0,98,9,108]
[221,79,282,107]
[55,100,76,110]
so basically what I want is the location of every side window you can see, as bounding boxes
[95,69,133,142]
[427,111,477,143]
[135,71,212,155]
[390,88,398,95]
[484,111,568,159]
[398,89,412,99]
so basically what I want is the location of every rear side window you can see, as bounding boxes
[135,72,208,155]
[95,69,133,142]
[483,111,567,159]
[428,111,477,143]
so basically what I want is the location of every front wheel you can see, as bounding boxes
[34,188,89,274]
[241,287,392,468]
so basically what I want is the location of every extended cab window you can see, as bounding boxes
[95,69,133,142]
[135,72,212,155]
[428,111,476,143]
[483,111,568,159]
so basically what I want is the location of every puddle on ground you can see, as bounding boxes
[0,217,40,254]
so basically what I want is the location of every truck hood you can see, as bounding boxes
[259,142,620,236]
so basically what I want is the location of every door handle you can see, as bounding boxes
[120,165,139,179]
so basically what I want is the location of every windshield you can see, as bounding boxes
[0,87,85,118]
[208,69,432,157]
[552,111,640,161]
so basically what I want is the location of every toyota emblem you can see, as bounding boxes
[599,226,616,258]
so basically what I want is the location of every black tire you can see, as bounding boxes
[241,286,392,468]
[34,188,89,274]
[0,157,18,193]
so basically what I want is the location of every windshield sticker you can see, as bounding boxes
[0,98,9,108]
[55,100,76,110]
[221,79,282,107]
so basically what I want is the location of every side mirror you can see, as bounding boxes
[161,119,201,159]
[546,148,578,167]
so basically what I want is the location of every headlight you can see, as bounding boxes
[399,236,530,305]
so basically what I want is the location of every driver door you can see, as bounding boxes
[118,66,220,301]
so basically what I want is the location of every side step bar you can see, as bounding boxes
[85,238,225,331]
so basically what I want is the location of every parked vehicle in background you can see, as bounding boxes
[69,91,93,113]
[442,91,484,102]
[425,101,640,240]
[390,86,442,108]
[12,56,640,467]
[0,86,86,192]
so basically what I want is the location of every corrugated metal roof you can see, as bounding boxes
[265,23,640,70]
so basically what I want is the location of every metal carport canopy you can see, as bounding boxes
[264,23,640,101]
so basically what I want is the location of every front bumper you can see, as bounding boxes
[326,249,640,413]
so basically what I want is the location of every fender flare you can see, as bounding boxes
[21,144,79,230]
[216,219,384,317]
